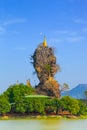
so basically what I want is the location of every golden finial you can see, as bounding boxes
[43,36,47,47]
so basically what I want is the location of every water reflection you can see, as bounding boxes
[41,119,61,130]
[0,119,87,130]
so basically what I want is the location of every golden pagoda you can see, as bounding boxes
[43,37,47,47]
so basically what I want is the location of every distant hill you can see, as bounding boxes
[61,84,87,99]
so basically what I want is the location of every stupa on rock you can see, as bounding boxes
[32,37,60,98]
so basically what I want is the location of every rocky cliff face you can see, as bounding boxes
[32,43,60,98]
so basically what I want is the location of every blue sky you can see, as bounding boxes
[0,0,87,93]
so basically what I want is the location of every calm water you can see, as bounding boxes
[0,119,87,130]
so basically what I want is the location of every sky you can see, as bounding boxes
[0,0,87,93]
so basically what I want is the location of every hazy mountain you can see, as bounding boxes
[61,84,87,99]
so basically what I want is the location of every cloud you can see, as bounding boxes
[53,30,69,34]
[0,18,27,35]
[68,31,77,36]
[2,18,27,26]
[50,29,85,44]
[82,28,87,32]
[0,26,5,35]
[49,38,61,43]
[66,36,84,42]
[0,26,4,32]
[52,30,78,36]
[49,36,84,44]
[14,47,27,51]
[40,32,43,35]
[73,19,87,24]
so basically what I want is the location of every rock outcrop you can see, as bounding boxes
[32,39,60,98]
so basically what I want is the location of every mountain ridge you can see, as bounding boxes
[61,84,87,99]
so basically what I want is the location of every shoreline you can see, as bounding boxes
[0,115,87,120]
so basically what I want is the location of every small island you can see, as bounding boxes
[0,38,87,120]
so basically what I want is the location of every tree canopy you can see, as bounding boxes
[0,83,87,116]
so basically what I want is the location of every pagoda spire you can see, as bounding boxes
[43,36,47,47]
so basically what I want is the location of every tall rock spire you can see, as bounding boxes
[43,37,47,47]
[32,38,60,98]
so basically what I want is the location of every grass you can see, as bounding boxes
[25,95,49,98]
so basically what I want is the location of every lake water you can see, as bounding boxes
[0,119,87,130]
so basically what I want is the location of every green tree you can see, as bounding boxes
[14,99,26,114]
[3,83,35,114]
[78,100,87,115]
[52,98,61,114]
[45,99,55,113]
[25,98,34,113]
[4,83,35,103]
[33,98,45,114]
[0,95,11,115]
[61,96,80,115]
[25,97,46,114]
